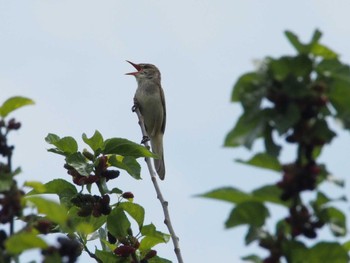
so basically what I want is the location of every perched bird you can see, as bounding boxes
[126,61,166,180]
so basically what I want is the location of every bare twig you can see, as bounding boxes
[134,108,184,263]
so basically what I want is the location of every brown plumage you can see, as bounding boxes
[126,61,166,179]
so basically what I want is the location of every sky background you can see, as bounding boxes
[2,1,350,262]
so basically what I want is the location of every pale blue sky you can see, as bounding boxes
[2,1,350,262]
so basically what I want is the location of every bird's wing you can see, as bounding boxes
[160,85,166,134]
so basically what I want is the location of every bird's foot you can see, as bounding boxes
[141,136,150,144]
[131,103,138,112]
[132,99,139,112]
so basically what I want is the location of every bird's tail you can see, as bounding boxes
[151,134,165,180]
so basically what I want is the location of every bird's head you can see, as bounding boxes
[126,61,161,82]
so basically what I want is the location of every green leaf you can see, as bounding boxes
[45,134,78,155]
[231,72,266,111]
[284,31,308,54]
[242,255,263,263]
[82,130,104,152]
[328,79,350,129]
[321,207,347,237]
[103,138,156,158]
[140,224,170,251]
[0,96,34,118]
[264,125,281,157]
[26,196,68,225]
[310,29,322,45]
[108,155,141,179]
[107,207,131,238]
[252,185,289,206]
[224,111,266,149]
[199,187,251,204]
[66,152,94,176]
[68,206,106,233]
[5,232,47,254]
[308,242,349,263]
[95,250,120,263]
[110,187,123,195]
[268,103,301,135]
[119,202,145,229]
[26,179,77,208]
[313,191,331,209]
[308,119,336,144]
[343,240,350,252]
[236,153,282,172]
[245,226,266,245]
[0,172,14,192]
[282,240,308,263]
[225,201,269,228]
[149,256,172,263]
[24,181,46,193]
[269,55,312,81]
[311,43,338,59]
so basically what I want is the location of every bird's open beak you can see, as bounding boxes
[125,60,142,75]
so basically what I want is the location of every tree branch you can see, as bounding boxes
[134,108,184,263]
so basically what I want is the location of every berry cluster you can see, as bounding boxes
[285,205,324,238]
[71,194,111,217]
[0,118,20,158]
[42,237,82,263]
[0,188,24,223]
[63,155,120,187]
[277,162,321,201]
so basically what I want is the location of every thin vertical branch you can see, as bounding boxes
[134,108,184,263]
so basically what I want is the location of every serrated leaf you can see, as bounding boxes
[236,153,281,172]
[119,202,145,228]
[5,232,47,254]
[140,224,170,251]
[225,201,269,228]
[108,155,141,179]
[66,152,94,176]
[0,96,34,118]
[45,134,78,155]
[26,196,68,225]
[107,207,130,238]
[82,130,104,152]
[103,138,156,158]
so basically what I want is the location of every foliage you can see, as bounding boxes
[0,96,171,262]
[201,30,350,262]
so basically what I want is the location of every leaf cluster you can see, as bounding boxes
[0,96,171,263]
[202,30,350,262]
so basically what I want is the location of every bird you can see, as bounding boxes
[126,61,166,180]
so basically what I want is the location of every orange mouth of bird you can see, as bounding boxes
[126,60,142,75]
